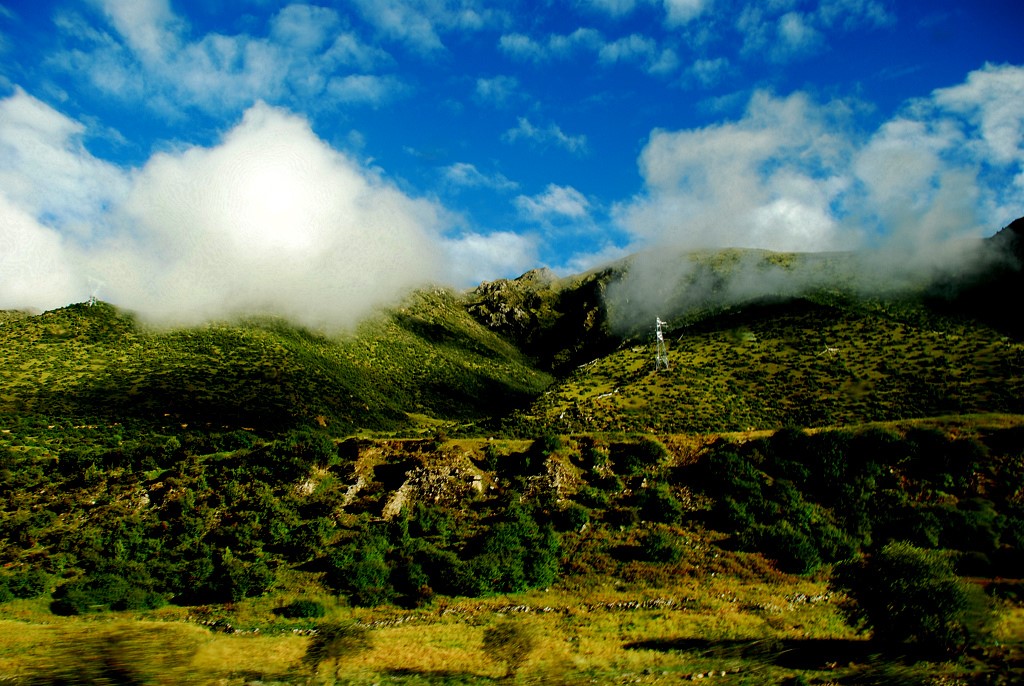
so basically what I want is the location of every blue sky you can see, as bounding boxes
[0,0,1022,327]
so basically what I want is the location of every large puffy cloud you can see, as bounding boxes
[97,102,445,327]
[0,92,448,328]
[443,230,538,285]
[616,90,853,254]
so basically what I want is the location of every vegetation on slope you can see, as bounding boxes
[0,288,551,435]
[521,296,1024,434]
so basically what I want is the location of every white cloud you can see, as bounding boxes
[663,0,712,26]
[775,12,822,59]
[516,184,591,220]
[0,91,449,328]
[598,34,678,74]
[53,0,398,116]
[443,230,538,284]
[737,0,892,64]
[609,65,1024,330]
[0,192,80,311]
[350,0,505,53]
[442,162,518,191]
[474,75,519,107]
[503,117,589,154]
[326,74,407,105]
[498,28,602,63]
[579,0,638,17]
[933,63,1024,165]
[615,90,854,253]
[0,87,129,237]
[687,57,730,86]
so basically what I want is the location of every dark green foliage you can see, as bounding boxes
[0,567,48,600]
[277,599,326,618]
[832,542,971,653]
[470,504,560,593]
[610,438,669,476]
[555,502,591,531]
[51,573,165,615]
[693,425,1023,575]
[635,483,683,524]
[640,529,682,563]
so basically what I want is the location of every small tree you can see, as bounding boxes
[483,621,536,678]
[831,541,970,653]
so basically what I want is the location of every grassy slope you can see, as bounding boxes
[0,289,552,434]
[524,295,1024,434]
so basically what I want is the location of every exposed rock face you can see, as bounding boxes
[466,267,618,372]
[381,452,490,519]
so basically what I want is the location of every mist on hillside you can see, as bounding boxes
[601,87,1021,334]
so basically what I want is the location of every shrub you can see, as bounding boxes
[555,503,590,532]
[640,529,682,563]
[611,438,668,475]
[278,599,326,618]
[636,483,683,524]
[831,541,971,653]
[482,621,537,678]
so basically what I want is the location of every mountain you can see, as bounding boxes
[2,217,1022,436]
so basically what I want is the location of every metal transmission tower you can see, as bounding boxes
[654,317,670,371]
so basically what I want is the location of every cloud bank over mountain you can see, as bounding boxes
[1,94,453,328]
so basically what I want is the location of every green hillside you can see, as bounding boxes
[522,295,1024,434]
[1,221,1023,684]
[0,289,551,435]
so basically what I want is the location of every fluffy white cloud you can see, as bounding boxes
[610,64,1024,328]
[503,117,589,154]
[516,184,591,221]
[933,63,1024,166]
[616,90,854,253]
[103,102,445,327]
[0,193,80,310]
[0,91,449,328]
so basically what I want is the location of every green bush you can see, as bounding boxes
[279,599,327,618]
[831,541,972,653]
[640,529,682,563]
[610,438,668,475]
[636,483,683,524]
[555,502,591,531]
